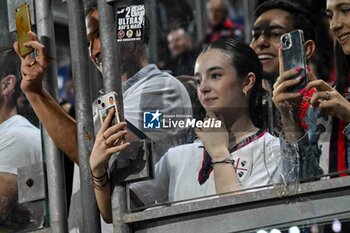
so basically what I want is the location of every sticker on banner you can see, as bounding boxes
[116,4,145,42]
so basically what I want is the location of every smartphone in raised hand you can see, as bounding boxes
[280,29,308,92]
[97,91,123,126]
[95,91,148,145]
[15,3,34,57]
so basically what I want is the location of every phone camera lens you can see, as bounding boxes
[281,35,291,49]
[101,103,105,108]
[98,99,101,104]
[285,40,290,47]
[282,37,286,44]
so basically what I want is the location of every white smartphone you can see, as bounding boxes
[97,91,123,126]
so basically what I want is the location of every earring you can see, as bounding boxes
[243,89,247,96]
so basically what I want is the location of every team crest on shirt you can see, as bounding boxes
[231,157,251,182]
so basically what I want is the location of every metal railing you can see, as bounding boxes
[35,0,68,232]
[67,0,101,232]
[23,1,350,233]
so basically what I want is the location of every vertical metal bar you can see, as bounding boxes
[66,0,101,233]
[0,0,10,51]
[111,185,129,233]
[97,0,128,232]
[145,0,158,63]
[96,0,121,95]
[243,0,257,44]
[34,0,68,232]
[194,0,205,43]
[89,65,103,103]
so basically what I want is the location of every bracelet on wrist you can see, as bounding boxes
[91,168,109,189]
[91,169,107,180]
[92,179,109,189]
[211,157,233,166]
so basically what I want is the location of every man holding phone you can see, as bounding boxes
[15,3,34,57]
[249,0,322,179]
[250,0,316,95]
[250,0,316,136]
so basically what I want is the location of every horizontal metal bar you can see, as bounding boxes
[121,177,350,232]
[125,176,350,223]
[132,194,350,233]
[258,212,350,233]
[29,227,52,233]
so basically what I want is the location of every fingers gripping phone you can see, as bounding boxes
[15,3,34,56]
[97,91,123,126]
[280,30,307,92]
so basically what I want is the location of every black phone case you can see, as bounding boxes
[281,30,307,92]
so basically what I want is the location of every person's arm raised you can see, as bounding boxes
[90,109,130,222]
[14,31,79,163]
[272,47,305,143]
[195,111,240,194]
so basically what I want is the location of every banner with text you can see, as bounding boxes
[116,4,145,42]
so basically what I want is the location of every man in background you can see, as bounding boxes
[249,0,317,133]
[249,0,322,180]
[0,49,42,231]
[201,0,244,47]
[166,25,198,76]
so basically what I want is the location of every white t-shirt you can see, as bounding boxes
[0,115,42,174]
[131,131,282,205]
[0,115,43,230]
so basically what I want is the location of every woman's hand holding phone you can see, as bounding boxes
[273,47,304,114]
[90,108,130,176]
[272,47,306,142]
